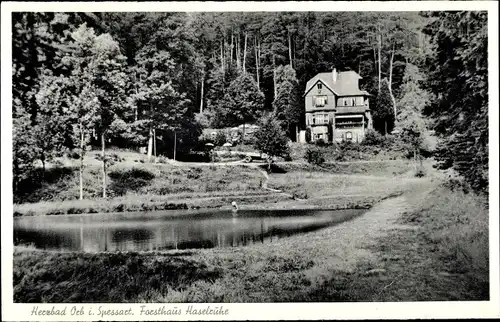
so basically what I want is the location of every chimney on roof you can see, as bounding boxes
[332,68,338,84]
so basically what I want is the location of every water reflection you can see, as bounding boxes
[14,208,365,252]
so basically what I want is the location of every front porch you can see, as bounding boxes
[307,114,370,144]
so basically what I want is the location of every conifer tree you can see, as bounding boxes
[273,65,302,139]
[373,78,395,134]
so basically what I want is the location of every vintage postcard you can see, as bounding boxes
[1,1,499,320]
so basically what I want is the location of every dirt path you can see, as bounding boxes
[245,193,417,270]
[184,190,432,302]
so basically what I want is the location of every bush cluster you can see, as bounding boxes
[108,167,156,196]
[305,147,326,166]
[362,129,386,146]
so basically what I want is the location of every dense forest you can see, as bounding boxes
[12,11,488,193]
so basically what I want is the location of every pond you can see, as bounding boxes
[14,208,366,252]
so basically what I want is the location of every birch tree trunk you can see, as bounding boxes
[101,132,107,199]
[389,44,397,125]
[273,54,277,99]
[153,128,157,163]
[414,148,417,171]
[377,32,382,93]
[147,126,153,162]
[79,122,84,200]
[254,37,259,87]
[41,153,46,180]
[293,35,296,65]
[173,131,177,161]
[243,32,248,73]
[230,32,234,62]
[236,32,241,69]
[288,31,293,68]
[134,75,139,122]
[255,36,261,88]
[200,72,204,113]
[373,46,377,71]
[221,39,225,74]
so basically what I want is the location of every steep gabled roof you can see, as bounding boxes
[305,70,371,97]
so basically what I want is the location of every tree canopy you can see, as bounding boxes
[423,11,488,192]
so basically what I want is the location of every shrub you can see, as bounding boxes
[108,168,155,196]
[315,138,326,146]
[67,150,81,160]
[414,166,426,178]
[362,129,385,146]
[14,166,77,203]
[293,191,308,199]
[156,155,169,164]
[186,168,202,179]
[94,153,124,166]
[214,131,227,146]
[305,147,326,166]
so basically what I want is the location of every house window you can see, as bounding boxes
[314,95,328,107]
[316,114,324,124]
[317,83,322,90]
[344,99,348,106]
[312,115,316,124]
[323,114,329,124]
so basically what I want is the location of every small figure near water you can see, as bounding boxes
[231,201,239,214]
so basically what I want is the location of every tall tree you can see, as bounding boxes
[132,47,189,162]
[423,11,488,192]
[397,63,429,164]
[221,73,265,140]
[273,65,302,139]
[373,78,394,134]
[253,114,290,170]
[34,73,73,175]
[71,24,128,198]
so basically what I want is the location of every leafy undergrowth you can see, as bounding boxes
[274,159,413,177]
[13,250,222,303]
[288,142,407,162]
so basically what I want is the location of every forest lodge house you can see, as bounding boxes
[304,68,373,143]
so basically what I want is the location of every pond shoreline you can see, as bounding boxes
[13,191,394,217]
[15,207,367,252]
[14,185,488,302]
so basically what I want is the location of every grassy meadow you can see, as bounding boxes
[14,149,425,216]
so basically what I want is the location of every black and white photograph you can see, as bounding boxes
[1,1,499,320]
